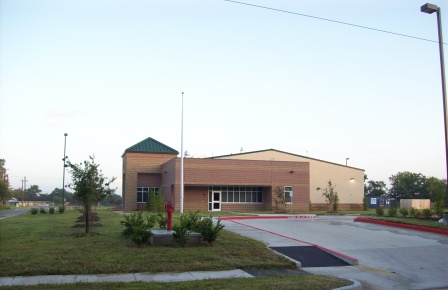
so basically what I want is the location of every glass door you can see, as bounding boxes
[209,191,221,211]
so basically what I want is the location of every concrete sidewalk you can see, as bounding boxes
[0,269,361,289]
[0,269,252,286]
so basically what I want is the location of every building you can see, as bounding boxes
[122,137,365,212]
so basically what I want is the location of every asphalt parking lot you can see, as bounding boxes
[220,215,448,290]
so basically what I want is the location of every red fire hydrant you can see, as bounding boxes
[166,201,174,231]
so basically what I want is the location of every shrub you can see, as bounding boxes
[333,195,339,212]
[154,193,165,213]
[435,207,445,217]
[376,207,384,216]
[172,223,189,247]
[363,197,368,211]
[48,207,55,214]
[399,208,408,217]
[131,225,152,247]
[121,212,145,237]
[157,213,167,229]
[388,207,397,217]
[180,211,201,231]
[57,205,65,214]
[196,216,225,245]
[120,212,157,246]
[29,208,38,215]
[421,208,433,218]
[410,208,421,218]
[39,208,47,214]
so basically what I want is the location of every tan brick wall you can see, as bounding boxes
[173,158,310,212]
[123,153,177,211]
[123,154,311,213]
[216,150,364,208]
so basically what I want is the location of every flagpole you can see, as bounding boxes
[180,92,184,214]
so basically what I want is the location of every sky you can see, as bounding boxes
[1,0,447,196]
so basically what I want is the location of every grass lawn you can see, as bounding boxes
[0,208,300,277]
[0,207,354,289]
[356,215,447,229]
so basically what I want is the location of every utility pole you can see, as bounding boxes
[21,179,24,205]
[23,177,27,206]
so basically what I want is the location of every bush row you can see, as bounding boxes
[29,206,65,215]
[376,207,438,218]
[120,211,224,247]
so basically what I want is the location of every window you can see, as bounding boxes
[137,187,160,203]
[284,186,292,203]
[210,186,263,203]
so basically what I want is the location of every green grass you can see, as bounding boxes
[358,215,447,229]
[0,275,352,290]
[0,208,356,289]
[0,208,297,276]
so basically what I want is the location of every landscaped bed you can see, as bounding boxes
[354,216,448,235]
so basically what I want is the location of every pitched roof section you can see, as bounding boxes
[122,137,179,156]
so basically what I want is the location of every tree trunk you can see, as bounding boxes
[85,203,90,234]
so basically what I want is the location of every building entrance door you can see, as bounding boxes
[209,191,221,211]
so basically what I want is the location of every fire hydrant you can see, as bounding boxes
[166,201,174,231]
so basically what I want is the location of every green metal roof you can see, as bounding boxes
[122,137,179,156]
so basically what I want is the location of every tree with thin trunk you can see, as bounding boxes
[317,180,339,212]
[67,156,116,234]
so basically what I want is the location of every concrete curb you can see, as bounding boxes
[333,279,363,290]
[0,271,361,289]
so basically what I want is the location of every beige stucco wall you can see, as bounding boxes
[215,150,364,206]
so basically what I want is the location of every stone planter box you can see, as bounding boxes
[149,229,201,246]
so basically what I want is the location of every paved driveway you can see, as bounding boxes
[0,208,29,219]
[220,215,448,290]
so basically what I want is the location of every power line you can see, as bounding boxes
[223,0,447,45]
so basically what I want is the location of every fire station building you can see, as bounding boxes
[122,137,364,212]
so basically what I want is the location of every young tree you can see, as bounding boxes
[317,180,339,212]
[273,185,286,212]
[67,156,116,233]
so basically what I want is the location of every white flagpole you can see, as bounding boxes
[180,92,184,214]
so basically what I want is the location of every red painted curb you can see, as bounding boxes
[354,217,448,235]
[219,215,316,221]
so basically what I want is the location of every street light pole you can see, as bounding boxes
[421,3,448,188]
[62,133,68,207]
[180,92,184,215]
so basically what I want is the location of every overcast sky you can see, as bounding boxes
[1,0,447,195]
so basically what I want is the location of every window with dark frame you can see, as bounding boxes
[137,187,160,203]
[209,186,263,203]
[284,186,292,203]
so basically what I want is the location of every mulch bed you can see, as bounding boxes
[71,223,103,228]
[69,232,101,237]
[76,213,100,222]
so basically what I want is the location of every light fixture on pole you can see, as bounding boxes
[346,158,350,166]
[62,133,68,206]
[421,3,448,189]
[180,92,184,214]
